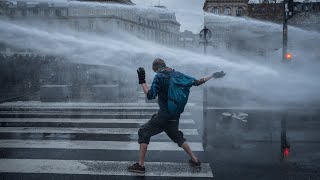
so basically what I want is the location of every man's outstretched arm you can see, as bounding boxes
[193,76,213,86]
[194,71,226,86]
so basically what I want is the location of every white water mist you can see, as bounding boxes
[1,2,319,107]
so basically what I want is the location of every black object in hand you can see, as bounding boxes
[212,71,226,79]
[137,67,146,84]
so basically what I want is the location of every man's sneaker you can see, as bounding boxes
[128,162,145,173]
[189,159,201,167]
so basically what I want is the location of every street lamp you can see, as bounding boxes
[199,26,212,55]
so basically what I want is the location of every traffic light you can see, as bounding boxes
[284,52,293,60]
[283,147,290,157]
[282,144,290,157]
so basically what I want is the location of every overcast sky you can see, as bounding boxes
[132,0,206,33]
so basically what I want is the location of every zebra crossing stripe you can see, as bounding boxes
[0,102,195,108]
[0,159,213,177]
[0,118,195,124]
[0,140,204,151]
[0,102,161,107]
[0,111,192,116]
[0,127,198,135]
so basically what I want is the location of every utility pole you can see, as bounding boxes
[282,0,288,62]
[280,0,294,161]
[282,0,294,62]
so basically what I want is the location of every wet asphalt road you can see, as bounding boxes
[201,107,320,180]
[0,102,320,180]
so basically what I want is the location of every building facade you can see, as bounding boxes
[203,0,249,16]
[76,0,134,5]
[247,2,320,31]
[203,0,249,51]
[67,4,180,46]
[1,0,180,47]
[203,0,320,54]
[179,30,200,49]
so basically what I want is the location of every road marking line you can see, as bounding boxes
[0,112,192,116]
[0,140,204,151]
[0,127,198,135]
[0,118,195,124]
[0,102,195,108]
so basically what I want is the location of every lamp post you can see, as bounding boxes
[199,26,212,55]
[282,0,294,62]
[281,0,294,161]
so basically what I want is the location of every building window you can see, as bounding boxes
[89,9,94,15]
[89,20,94,30]
[212,7,220,14]
[27,9,33,16]
[22,10,27,16]
[49,9,55,16]
[224,7,231,15]
[236,7,244,16]
[40,10,45,16]
[55,9,61,16]
[33,9,38,16]
[61,10,67,16]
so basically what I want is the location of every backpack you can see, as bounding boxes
[162,71,196,115]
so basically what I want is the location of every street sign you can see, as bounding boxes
[199,27,212,41]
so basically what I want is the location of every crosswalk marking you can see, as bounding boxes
[0,127,199,135]
[1,106,160,110]
[0,159,213,177]
[0,102,159,107]
[0,102,195,108]
[0,111,192,118]
[0,102,213,178]
[0,118,195,124]
[0,111,192,116]
[0,140,204,151]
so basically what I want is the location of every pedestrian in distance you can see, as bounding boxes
[128,58,226,173]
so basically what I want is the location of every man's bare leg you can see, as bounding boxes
[139,143,148,167]
[181,142,199,163]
